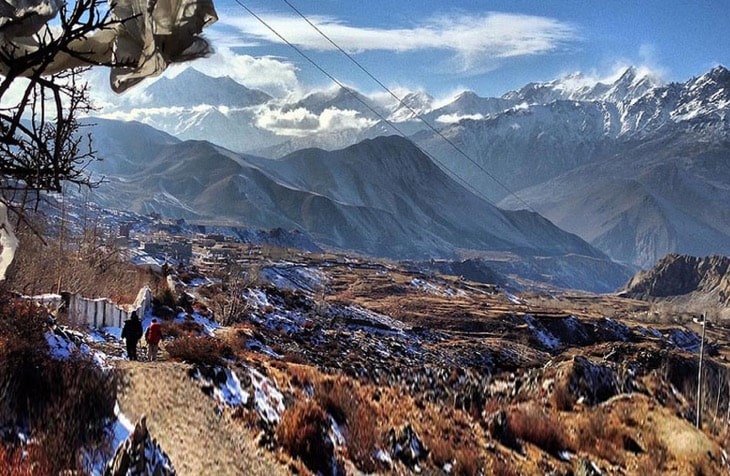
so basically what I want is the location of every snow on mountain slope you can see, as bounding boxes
[388,91,434,122]
[88,65,730,270]
[501,66,659,107]
[130,68,272,108]
[413,100,620,201]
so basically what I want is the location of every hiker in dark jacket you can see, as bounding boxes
[121,311,144,360]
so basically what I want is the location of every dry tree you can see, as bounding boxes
[0,0,218,280]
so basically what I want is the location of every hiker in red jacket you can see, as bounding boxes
[145,318,163,361]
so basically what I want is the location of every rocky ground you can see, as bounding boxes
[39,251,730,474]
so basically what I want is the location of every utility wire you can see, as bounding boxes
[280,0,538,214]
[232,0,531,212]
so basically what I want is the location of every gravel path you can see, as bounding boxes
[117,361,289,476]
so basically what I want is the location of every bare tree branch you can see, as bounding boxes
[0,0,217,280]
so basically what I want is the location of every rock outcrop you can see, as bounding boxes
[104,415,176,476]
[621,254,730,305]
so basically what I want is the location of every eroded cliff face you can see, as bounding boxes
[622,254,730,305]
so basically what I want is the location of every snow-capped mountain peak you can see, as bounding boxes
[135,67,273,109]
[500,66,661,107]
[389,91,435,122]
[671,65,730,121]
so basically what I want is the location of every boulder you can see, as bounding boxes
[104,415,176,476]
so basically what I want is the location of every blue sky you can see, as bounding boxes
[189,1,728,99]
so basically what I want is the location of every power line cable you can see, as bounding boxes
[232,0,526,211]
[279,0,538,214]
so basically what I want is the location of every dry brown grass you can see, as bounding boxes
[425,434,453,468]
[276,400,332,475]
[314,377,379,472]
[161,320,205,338]
[270,361,490,475]
[573,409,629,464]
[0,443,55,476]
[638,429,669,474]
[489,457,519,476]
[452,447,482,475]
[552,378,574,411]
[7,225,155,303]
[0,293,118,474]
[507,405,571,455]
[166,336,234,366]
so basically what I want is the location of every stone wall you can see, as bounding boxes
[68,286,152,328]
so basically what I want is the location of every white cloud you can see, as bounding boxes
[256,106,376,136]
[182,48,302,97]
[432,87,472,109]
[368,87,416,110]
[97,106,189,123]
[319,107,375,131]
[82,48,302,107]
[436,113,485,124]
[218,11,577,72]
[256,107,320,134]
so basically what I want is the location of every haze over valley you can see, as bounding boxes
[88,64,730,279]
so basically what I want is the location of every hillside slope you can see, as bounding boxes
[621,254,730,307]
[87,123,630,291]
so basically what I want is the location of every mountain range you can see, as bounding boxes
[83,118,629,292]
[89,64,730,280]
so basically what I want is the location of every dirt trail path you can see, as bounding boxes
[117,361,288,476]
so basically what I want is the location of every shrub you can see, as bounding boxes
[552,379,574,411]
[6,223,153,302]
[577,411,624,464]
[276,400,332,474]
[0,444,54,476]
[426,434,453,468]
[315,378,379,472]
[0,293,118,474]
[154,286,177,310]
[507,405,569,455]
[453,447,482,476]
[490,457,518,476]
[166,336,234,366]
[161,320,204,339]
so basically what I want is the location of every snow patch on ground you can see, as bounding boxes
[45,327,112,368]
[329,415,346,447]
[601,318,632,341]
[174,311,220,336]
[187,277,214,287]
[246,339,283,359]
[250,367,286,426]
[216,368,250,407]
[338,304,409,334]
[192,364,285,426]
[260,265,328,294]
[192,367,250,409]
[84,403,133,474]
[634,326,663,339]
[667,328,702,352]
[504,291,522,304]
[524,315,560,350]
[245,288,310,334]
[409,278,465,297]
